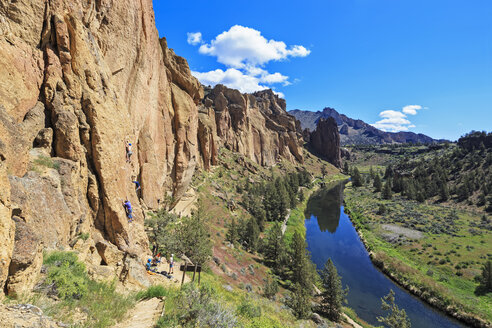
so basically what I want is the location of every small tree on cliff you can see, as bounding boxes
[321,164,328,179]
[377,290,411,328]
[320,259,348,322]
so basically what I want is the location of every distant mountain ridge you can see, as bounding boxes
[289,107,445,145]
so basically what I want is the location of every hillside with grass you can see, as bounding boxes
[342,131,492,327]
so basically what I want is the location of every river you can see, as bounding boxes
[304,183,468,328]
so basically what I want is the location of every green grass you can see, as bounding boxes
[344,184,492,325]
[157,272,311,328]
[136,285,169,300]
[31,155,60,172]
[25,251,136,328]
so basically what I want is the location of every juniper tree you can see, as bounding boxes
[476,260,492,295]
[373,174,382,192]
[320,259,348,322]
[382,180,392,200]
[377,289,411,328]
[351,167,363,187]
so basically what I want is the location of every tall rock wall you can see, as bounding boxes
[198,85,304,169]
[0,1,304,295]
[309,117,342,168]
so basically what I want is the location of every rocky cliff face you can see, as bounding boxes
[308,117,341,168]
[0,0,304,296]
[198,85,304,169]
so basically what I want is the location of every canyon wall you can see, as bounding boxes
[308,117,342,168]
[0,0,304,295]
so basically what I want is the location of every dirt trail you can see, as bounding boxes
[114,298,164,328]
[281,209,291,235]
[343,313,364,328]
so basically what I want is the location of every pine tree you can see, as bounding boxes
[377,290,411,328]
[263,275,279,300]
[373,174,382,192]
[276,178,290,220]
[242,217,260,252]
[290,231,315,294]
[369,166,375,179]
[320,259,348,322]
[439,180,449,202]
[382,180,392,200]
[351,167,363,187]
[343,162,350,175]
[476,260,492,294]
[226,217,239,245]
[262,222,286,269]
[289,283,311,319]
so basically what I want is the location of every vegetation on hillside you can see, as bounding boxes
[343,131,492,326]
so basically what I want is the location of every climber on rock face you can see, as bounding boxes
[132,179,141,198]
[126,141,133,162]
[123,199,133,222]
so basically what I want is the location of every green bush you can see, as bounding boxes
[44,251,88,300]
[237,297,262,318]
[40,251,135,328]
[136,285,168,300]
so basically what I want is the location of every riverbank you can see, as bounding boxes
[343,183,491,328]
[283,174,378,328]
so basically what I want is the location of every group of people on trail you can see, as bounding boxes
[145,253,175,278]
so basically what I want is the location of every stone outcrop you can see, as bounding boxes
[0,0,304,297]
[308,117,342,168]
[198,85,304,168]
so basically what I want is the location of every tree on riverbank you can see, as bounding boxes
[373,174,382,192]
[377,289,411,328]
[320,258,348,322]
[351,167,363,187]
[475,260,492,295]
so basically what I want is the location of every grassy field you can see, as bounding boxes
[344,183,492,326]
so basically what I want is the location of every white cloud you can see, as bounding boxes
[372,105,426,132]
[197,25,310,68]
[402,105,422,115]
[187,32,202,45]
[189,25,310,94]
[192,68,269,94]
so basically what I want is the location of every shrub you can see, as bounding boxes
[136,285,168,300]
[44,251,88,300]
[237,298,262,318]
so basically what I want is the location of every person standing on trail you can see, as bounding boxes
[169,254,174,274]
[126,141,133,163]
[123,199,133,221]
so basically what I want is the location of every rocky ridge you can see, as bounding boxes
[290,107,445,145]
[0,0,304,297]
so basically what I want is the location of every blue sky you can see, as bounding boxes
[153,0,491,141]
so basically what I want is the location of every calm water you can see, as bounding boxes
[304,183,468,328]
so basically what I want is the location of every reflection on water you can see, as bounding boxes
[305,183,343,233]
[304,183,467,328]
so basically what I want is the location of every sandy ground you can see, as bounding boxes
[113,298,163,328]
[381,223,423,240]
